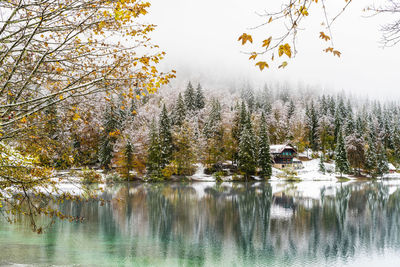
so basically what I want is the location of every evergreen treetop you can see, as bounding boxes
[258,113,272,178]
[195,83,206,110]
[184,81,196,111]
[335,130,350,177]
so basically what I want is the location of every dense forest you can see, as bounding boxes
[7,80,398,180]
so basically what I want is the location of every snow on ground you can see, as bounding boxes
[189,159,400,182]
[296,159,342,181]
[190,163,214,181]
[298,149,313,159]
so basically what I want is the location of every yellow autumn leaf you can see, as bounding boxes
[278,61,288,69]
[59,94,63,100]
[255,61,269,71]
[278,43,292,58]
[249,53,257,60]
[20,117,27,123]
[262,37,272,48]
[72,113,80,121]
[238,33,253,45]
[299,6,309,16]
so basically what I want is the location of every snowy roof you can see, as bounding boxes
[389,163,397,171]
[270,144,297,154]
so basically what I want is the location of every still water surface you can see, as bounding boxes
[2,181,400,266]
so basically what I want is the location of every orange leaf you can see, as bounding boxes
[249,53,257,60]
[333,50,341,57]
[255,61,269,71]
[238,33,253,45]
[262,37,272,48]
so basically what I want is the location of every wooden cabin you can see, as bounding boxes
[270,144,300,169]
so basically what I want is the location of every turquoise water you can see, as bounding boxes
[1,181,400,266]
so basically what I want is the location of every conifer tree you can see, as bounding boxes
[335,130,350,177]
[159,104,172,169]
[334,107,342,143]
[173,120,197,175]
[391,124,400,163]
[240,101,248,130]
[203,99,224,168]
[195,83,205,110]
[99,103,121,170]
[376,142,389,177]
[287,100,295,121]
[238,126,256,181]
[258,113,272,178]
[306,101,318,150]
[319,153,326,174]
[231,102,241,163]
[231,102,241,142]
[364,138,377,177]
[184,81,196,112]
[203,99,222,139]
[173,93,186,126]
[147,118,161,178]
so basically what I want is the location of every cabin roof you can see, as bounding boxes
[270,144,297,154]
[388,163,396,171]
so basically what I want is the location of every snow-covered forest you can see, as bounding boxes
[11,80,399,180]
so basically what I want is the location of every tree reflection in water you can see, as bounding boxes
[2,181,400,266]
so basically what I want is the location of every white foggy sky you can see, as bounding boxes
[146,0,399,99]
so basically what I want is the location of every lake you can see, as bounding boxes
[2,180,400,266]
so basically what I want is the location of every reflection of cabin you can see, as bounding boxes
[270,144,302,169]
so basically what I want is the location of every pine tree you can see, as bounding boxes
[258,113,272,179]
[334,107,342,143]
[364,138,377,177]
[159,104,172,169]
[147,118,161,178]
[391,124,400,163]
[195,83,205,110]
[99,103,121,170]
[287,100,295,121]
[203,99,222,139]
[172,93,186,126]
[184,81,196,112]
[203,99,224,168]
[173,120,197,175]
[231,102,241,164]
[231,102,241,142]
[238,126,256,181]
[319,153,326,174]
[376,142,389,177]
[306,101,318,150]
[335,130,350,177]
